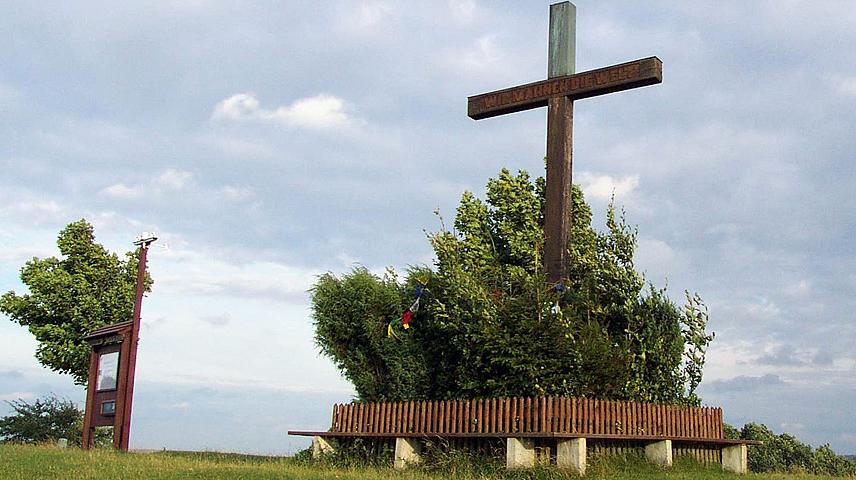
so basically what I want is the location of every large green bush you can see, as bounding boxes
[0,395,82,446]
[738,423,856,476]
[313,168,713,404]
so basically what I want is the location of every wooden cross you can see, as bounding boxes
[467,2,662,285]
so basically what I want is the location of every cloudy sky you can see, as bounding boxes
[2,0,855,455]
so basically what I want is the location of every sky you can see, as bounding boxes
[1,0,855,455]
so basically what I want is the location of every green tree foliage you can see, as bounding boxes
[0,395,82,445]
[313,169,713,404]
[738,423,856,476]
[0,220,151,385]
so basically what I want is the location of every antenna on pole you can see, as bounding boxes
[133,232,158,247]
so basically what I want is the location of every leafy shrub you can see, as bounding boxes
[313,168,713,405]
[0,395,82,446]
[739,422,856,476]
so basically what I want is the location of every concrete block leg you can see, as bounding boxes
[506,437,535,469]
[394,437,422,470]
[312,436,335,459]
[557,438,586,475]
[722,444,748,474]
[645,439,673,468]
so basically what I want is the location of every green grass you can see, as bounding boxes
[0,444,850,479]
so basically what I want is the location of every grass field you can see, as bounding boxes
[0,444,851,479]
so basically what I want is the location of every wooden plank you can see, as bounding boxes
[343,403,352,432]
[367,403,374,433]
[706,407,712,438]
[405,401,413,433]
[693,407,700,438]
[482,398,489,433]
[604,400,611,434]
[487,397,494,433]
[542,396,549,433]
[515,397,522,433]
[643,402,649,436]
[363,402,371,433]
[467,399,473,434]
[433,400,441,433]
[414,401,422,433]
[717,407,724,439]
[481,398,488,433]
[492,398,499,433]
[544,396,552,432]
[612,400,618,435]
[468,57,663,120]
[423,401,431,433]
[571,397,577,433]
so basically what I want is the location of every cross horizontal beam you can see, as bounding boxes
[468,56,662,120]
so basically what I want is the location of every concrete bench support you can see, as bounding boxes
[645,439,673,468]
[394,437,422,470]
[311,436,335,459]
[722,444,748,474]
[557,437,586,475]
[506,437,535,469]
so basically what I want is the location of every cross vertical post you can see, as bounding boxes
[466,2,661,288]
[544,1,576,285]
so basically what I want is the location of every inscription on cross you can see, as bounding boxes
[467,2,662,285]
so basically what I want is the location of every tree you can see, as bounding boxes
[0,395,82,445]
[312,168,713,404]
[0,220,151,385]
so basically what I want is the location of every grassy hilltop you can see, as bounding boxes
[1,444,852,480]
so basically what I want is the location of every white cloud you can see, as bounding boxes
[212,92,350,129]
[745,297,781,320]
[1,200,64,216]
[457,35,501,72]
[156,169,193,190]
[829,75,856,96]
[449,0,476,22]
[101,168,194,198]
[356,1,391,28]
[578,172,640,200]
[220,185,254,201]
[783,279,810,298]
[103,183,144,198]
[0,391,37,402]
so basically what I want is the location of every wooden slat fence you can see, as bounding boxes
[330,396,722,440]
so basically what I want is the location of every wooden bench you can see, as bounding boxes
[289,396,759,474]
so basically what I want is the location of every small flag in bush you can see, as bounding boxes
[401,284,425,330]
